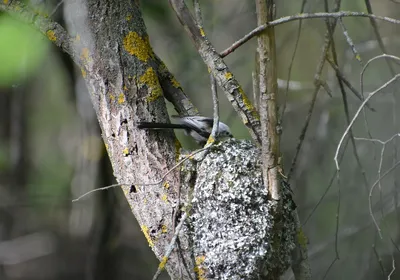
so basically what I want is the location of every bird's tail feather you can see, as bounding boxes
[137,122,188,130]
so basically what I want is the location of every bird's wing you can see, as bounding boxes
[172,116,212,139]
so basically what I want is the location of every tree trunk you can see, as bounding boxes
[63,0,186,278]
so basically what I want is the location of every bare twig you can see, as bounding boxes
[369,160,400,238]
[338,19,362,63]
[328,17,370,194]
[303,137,350,226]
[325,57,374,111]
[322,4,343,278]
[154,54,199,117]
[365,1,400,246]
[72,146,210,202]
[252,71,259,110]
[209,75,220,141]
[335,74,400,169]
[335,54,400,169]
[388,258,396,279]
[169,0,262,144]
[192,0,220,143]
[219,11,400,57]
[279,0,307,124]
[372,243,386,276]
[287,18,338,180]
[322,168,341,280]
[152,212,189,280]
[50,0,64,17]
[288,0,344,182]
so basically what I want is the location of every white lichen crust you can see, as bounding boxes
[189,139,296,279]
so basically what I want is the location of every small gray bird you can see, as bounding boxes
[137,116,233,145]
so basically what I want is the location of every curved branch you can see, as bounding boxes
[168,0,262,144]
[220,11,400,57]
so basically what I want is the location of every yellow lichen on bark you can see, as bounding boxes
[297,228,308,247]
[206,136,215,145]
[139,67,162,102]
[80,68,86,78]
[46,30,56,42]
[194,256,206,280]
[80,48,90,62]
[239,87,259,119]
[170,76,181,88]
[199,28,205,37]
[118,93,125,104]
[161,225,167,233]
[163,181,170,189]
[123,31,153,62]
[224,72,233,80]
[141,225,154,248]
[158,256,168,269]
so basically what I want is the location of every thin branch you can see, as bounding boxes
[252,71,259,110]
[369,160,400,239]
[192,0,220,143]
[288,0,344,181]
[388,258,396,280]
[335,74,400,169]
[372,243,386,276]
[154,54,199,117]
[288,8,341,180]
[72,146,211,202]
[219,11,400,57]
[338,19,362,64]
[209,75,220,141]
[279,0,307,124]
[303,137,350,226]
[50,0,64,17]
[152,212,189,280]
[193,0,203,28]
[322,168,341,280]
[322,258,338,280]
[169,0,262,144]
[323,4,342,278]
[364,1,400,248]
[325,57,375,111]
[327,18,370,194]
[335,54,400,169]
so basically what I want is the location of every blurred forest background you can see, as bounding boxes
[1,0,400,279]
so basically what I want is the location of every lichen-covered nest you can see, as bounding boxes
[185,139,296,279]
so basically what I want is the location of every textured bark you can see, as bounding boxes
[255,1,311,279]
[62,1,188,278]
[255,2,283,279]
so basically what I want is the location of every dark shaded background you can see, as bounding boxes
[0,0,399,279]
